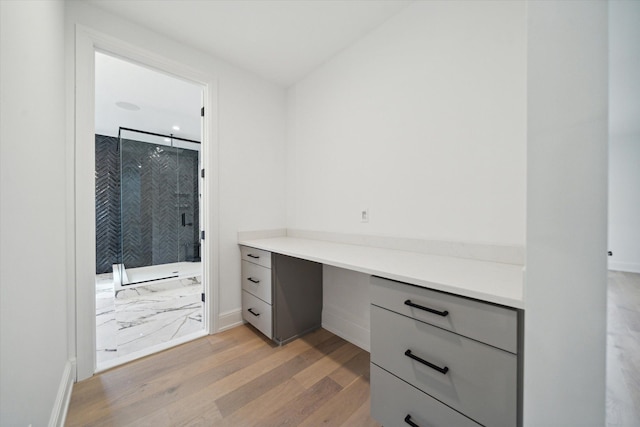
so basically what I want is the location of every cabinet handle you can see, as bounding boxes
[404,299,449,317]
[247,254,260,259]
[404,414,420,427]
[405,349,449,374]
[247,277,260,284]
[248,308,260,317]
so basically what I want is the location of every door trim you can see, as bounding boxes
[73,25,219,381]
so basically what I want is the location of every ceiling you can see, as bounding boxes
[95,52,203,141]
[92,0,411,142]
[87,0,412,87]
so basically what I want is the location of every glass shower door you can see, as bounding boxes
[117,128,201,285]
[119,130,180,285]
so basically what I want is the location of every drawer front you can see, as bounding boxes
[371,364,480,427]
[241,260,272,304]
[242,290,272,339]
[371,276,518,353]
[371,305,517,427]
[241,246,272,269]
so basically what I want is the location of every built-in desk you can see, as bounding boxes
[239,236,524,309]
[239,235,525,426]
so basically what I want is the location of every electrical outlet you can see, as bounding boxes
[361,208,369,223]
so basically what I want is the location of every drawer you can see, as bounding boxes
[241,260,272,304]
[242,290,272,339]
[371,276,518,353]
[371,364,480,427]
[241,246,271,269]
[371,305,517,427]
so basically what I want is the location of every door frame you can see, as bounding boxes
[73,25,219,381]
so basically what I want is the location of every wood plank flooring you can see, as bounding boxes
[67,271,640,426]
[66,326,380,426]
[606,270,640,427]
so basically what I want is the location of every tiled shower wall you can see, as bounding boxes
[96,135,121,274]
[95,135,200,274]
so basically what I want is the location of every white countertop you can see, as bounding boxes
[239,237,524,309]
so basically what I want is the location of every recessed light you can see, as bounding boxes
[115,101,140,111]
[172,125,180,131]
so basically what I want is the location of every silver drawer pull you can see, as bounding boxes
[248,308,260,317]
[404,414,420,427]
[405,349,449,375]
[247,254,260,259]
[404,299,449,317]
[247,277,260,284]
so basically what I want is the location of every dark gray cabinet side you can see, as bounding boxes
[272,253,323,345]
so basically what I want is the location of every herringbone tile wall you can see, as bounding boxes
[95,135,121,274]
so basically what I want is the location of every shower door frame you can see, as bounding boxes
[73,26,219,381]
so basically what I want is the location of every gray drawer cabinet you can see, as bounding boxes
[241,246,273,338]
[371,364,481,427]
[240,246,322,345]
[242,289,272,338]
[371,275,518,353]
[242,260,272,304]
[370,276,521,427]
[241,246,271,269]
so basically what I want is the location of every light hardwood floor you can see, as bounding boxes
[66,325,380,427]
[606,270,640,427]
[67,271,640,426]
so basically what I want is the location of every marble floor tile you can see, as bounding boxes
[96,274,203,368]
[96,273,118,364]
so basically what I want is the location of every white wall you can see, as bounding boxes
[286,0,527,394]
[0,1,69,425]
[525,1,608,426]
[286,0,526,247]
[608,0,640,273]
[322,266,371,351]
[65,2,287,322]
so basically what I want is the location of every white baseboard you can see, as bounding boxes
[49,358,75,427]
[218,308,243,332]
[322,306,370,352]
[609,261,640,274]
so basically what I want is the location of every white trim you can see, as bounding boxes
[48,358,76,427]
[218,309,244,332]
[322,306,370,352]
[608,261,640,274]
[73,25,220,381]
[74,26,97,381]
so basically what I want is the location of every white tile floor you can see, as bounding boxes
[96,272,203,367]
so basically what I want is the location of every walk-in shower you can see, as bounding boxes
[95,127,202,290]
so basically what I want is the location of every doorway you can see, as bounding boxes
[94,52,206,370]
[606,1,640,424]
[74,27,218,380]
